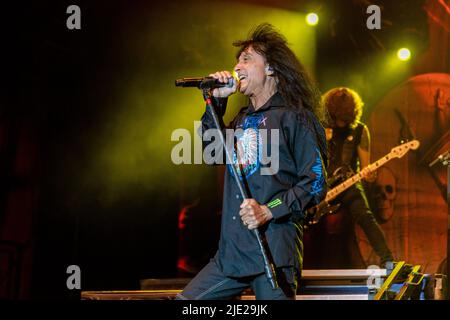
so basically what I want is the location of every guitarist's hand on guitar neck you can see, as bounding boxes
[361,166,377,183]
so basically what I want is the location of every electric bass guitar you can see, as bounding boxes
[305,140,420,226]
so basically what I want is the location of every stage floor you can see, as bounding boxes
[81,269,388,300]
[81,290,370,300]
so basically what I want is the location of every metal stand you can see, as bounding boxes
[429,149,449,300]
[394,265,424,300]
[373,261,425,300]
[374,261,407,300]
[202,90,278,289]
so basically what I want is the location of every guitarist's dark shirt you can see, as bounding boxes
[328,123,365,183]
[322,122,394,264]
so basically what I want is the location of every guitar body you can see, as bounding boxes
[305,201,341,226]
[304,166,350,226]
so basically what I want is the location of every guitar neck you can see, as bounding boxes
[325,153,394,202]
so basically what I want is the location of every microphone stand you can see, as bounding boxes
[202,89,278,289]
[429,149,449,299]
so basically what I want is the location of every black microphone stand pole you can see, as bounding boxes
[429,149,450,299]
[202,89,278,289]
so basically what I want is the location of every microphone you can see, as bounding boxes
[175,77,235,89]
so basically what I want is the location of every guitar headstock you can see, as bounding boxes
[391,140,420,158]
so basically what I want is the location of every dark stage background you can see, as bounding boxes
[0,0,448,299]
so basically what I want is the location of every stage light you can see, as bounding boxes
[306,13,319,26]
[397,48,411,61]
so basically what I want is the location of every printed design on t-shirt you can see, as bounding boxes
[310,148,325,196]
[228,114,265,180]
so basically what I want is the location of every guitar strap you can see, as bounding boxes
[340,123,364,172]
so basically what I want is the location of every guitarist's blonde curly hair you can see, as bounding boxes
[322,87,363,129]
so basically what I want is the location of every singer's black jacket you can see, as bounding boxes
[200,92,327,277]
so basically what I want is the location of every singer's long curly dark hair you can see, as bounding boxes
[233,23,328,160]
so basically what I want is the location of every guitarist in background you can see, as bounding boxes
[318,87,394,268]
